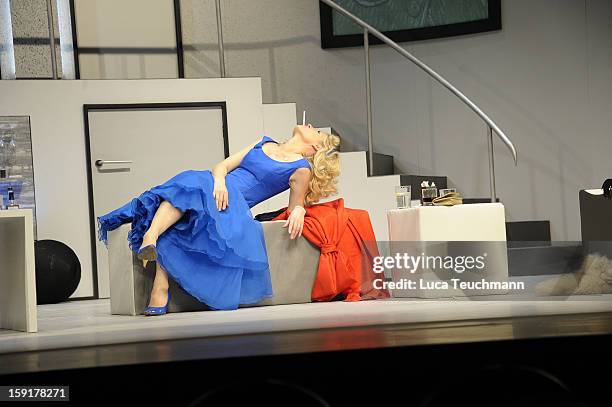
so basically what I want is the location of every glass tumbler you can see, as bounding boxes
[421,187,438,206]
[395,185,411,209]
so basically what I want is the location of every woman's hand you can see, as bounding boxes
[282,205,306,239]
[213,179,229,211]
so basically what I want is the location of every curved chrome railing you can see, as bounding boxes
[320,0,517,203]
[214,0,518,202]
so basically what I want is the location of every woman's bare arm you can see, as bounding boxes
[283,167,311,239]
[287,167,311,212]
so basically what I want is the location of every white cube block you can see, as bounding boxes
[388,203,507,241]
[386,203,509,298]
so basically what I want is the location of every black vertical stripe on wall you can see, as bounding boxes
[68,0,80,79]
[174,0,185,78]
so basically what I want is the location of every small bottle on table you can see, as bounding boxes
[6,186,20,210]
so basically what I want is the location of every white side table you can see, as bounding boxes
[386,203,509,298]
[0,209,37,332]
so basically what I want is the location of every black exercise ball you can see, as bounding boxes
[34,239,81,304]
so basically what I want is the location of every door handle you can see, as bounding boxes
[95,160,133,168]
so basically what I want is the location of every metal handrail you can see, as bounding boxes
[214,0,226,77]
[211,0,517,202]
[320,0,517,202]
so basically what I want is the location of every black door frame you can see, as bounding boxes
[82,101,228,300]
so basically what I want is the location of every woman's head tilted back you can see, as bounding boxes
[293,124,341,207]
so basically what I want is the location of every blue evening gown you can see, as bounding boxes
[96,135,312,310]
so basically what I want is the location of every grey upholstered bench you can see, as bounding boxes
[106,220,320,315]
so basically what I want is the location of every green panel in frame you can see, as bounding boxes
[319,0,502,49]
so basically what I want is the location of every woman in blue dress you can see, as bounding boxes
[97,124,341,315]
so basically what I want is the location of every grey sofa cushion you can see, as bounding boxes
[107,220,320,315]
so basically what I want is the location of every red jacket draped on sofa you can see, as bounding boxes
[271,198,390,302]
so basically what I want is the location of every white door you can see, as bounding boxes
[88,104,226,298]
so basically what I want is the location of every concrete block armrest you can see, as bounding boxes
[259,219,285,224]
[260,219,310,243]
[260,219,289,235]
[106,219,321,313]
[256,219,321,306]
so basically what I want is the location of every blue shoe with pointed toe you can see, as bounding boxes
[137,243,157,261]
[144,291,171,316]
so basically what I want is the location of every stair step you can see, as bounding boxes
[364,151,394,176]
[506,220,551,247]
[315,127,394,176]
[507,244,583,276]
[462,198,500,204]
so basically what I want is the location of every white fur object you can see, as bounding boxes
[535,253,612,296]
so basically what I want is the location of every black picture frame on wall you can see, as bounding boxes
[319,0,502,49]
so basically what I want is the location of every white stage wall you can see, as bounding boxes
[0,78,264,298]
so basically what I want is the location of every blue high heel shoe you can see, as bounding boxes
[137,243,157,261]
[144,291,171,316]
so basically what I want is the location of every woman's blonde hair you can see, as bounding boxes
[303,132,341,207]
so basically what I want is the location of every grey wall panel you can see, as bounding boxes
[179,0,612,241]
